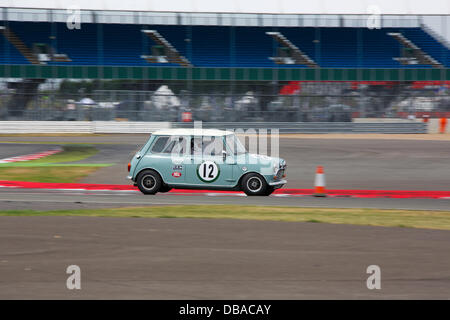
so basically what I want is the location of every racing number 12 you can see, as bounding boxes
[203,163,214,178]
[198,161,219,182]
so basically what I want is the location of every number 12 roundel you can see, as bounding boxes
[197,160,220,183]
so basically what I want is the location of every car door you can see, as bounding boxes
[185,135,235,188]
[149,135,188,184]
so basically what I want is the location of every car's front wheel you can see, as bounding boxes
[264,186,275,196]
[159,185,172,193]
[136,169,162,195]
[241,173,269,196]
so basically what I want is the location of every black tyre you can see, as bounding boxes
[241,173,269,196]
[159,185,172,193]
[264,186,275,196]
[136,169,162,195]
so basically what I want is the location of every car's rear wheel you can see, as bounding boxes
[241,173,269,196]
[136,169,162,195]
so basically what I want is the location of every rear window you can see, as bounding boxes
[150,135,190,154]
[151,136,170,153]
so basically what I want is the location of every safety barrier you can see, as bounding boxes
[0,121,93,134]
[0,121,170,134]
[0,121,427,134]
[92,121,170,133]
[172,122,428,134]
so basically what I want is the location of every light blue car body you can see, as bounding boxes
[127,129,287,191]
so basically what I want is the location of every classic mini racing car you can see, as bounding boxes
[127,129,287,196]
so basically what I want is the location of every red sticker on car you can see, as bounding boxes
[172,172,182,178]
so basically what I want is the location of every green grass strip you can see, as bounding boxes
[0,163,112,167]
[2,205,450,230]
[0,166,101,183]
[0,145,112,182]
[22,145,98,164]
[0,141,125,145]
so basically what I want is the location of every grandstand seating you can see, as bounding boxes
[0,21,449,68]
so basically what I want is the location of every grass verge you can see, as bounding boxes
[0,133,107,137]
[1,205,450,230]
[0,145,108,182]
[0,141,117,145]
[0,166,100,183]
[23,145,97,164]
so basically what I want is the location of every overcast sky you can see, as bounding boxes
[5,0,450,41]
[5,0,450,15]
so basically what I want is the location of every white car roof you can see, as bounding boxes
[152,128,234,136]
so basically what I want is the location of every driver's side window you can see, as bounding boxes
[192,136,225,157]
[207,136,227,156]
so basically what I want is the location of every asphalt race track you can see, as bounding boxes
[1,215,450,299]
[1,134,450,210]
[1,134,450,190]
[1,188,450,211]
[0,144,59,161]
[0,134,449,299]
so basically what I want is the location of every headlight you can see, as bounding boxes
[273,163,279,174]
[274,160,286,180]
[272,160,286,179]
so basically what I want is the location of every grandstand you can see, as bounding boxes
[0,7,449,121]
[1,22,449,68]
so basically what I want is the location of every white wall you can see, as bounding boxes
[0,121,170,134]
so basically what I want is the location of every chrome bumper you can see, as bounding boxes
[127,175,133,180]
[269,179,287,186]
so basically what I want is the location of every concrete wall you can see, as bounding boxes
[0,121,427,134]
[0,121,170,134]
[353,118,421,123]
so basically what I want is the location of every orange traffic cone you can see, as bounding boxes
[314,166,326,197]
[439,117,447,134]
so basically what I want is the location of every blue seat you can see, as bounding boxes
[0,22,448,68]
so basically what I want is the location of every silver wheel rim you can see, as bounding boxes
[141,174,156,191]
[247,176,263,193]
